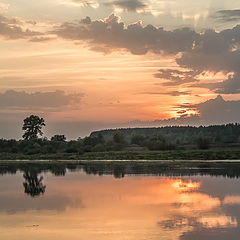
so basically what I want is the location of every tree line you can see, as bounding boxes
[0,115,240,155]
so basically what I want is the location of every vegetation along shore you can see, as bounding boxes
[1,115,240,161]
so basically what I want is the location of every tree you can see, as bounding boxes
[131,135,145,146]
[112,132,126,151]
[113,132,125,144]
[22,115,45,140]
[51,135,66,142]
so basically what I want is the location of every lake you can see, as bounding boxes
[0,161,240,240]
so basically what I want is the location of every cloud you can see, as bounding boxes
[0,2,9,12]
[191,73,240,94]
[60,0,99,8]
[0,90,83,109]
[223,195,240,205]
[119,95,240,127]
[105,0,148,12]
[175,26,240,93]
[178,95,240,124]
[215,9,240,23]
[180,227,239,240]
[1,95,240,139]
[1,13,239,96]
[140,90,191,96]
[176,27,240,73]
[154,69,200,86]
[29,36,55,42]
[0,15,41,39]
[52,14,198,55]
[51,14,240,94]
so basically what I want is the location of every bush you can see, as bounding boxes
[92,144,106,152]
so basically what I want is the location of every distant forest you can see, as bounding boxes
[91,124,240,147]
[1,122,240,155]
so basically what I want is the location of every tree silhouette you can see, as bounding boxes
[22,115,45,140]
[113,132,125,144]
[51,134,66,142]
[23,170,46,197]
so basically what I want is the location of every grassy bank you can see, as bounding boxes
[1,150,240,161]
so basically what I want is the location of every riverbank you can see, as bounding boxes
[1,150,240,161]
[1,158,240,179]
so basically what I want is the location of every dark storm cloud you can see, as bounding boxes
[0,90,83,109]
[52,14,198,55]
[0,15,41,39]
[105,0,147,12]
[215,9,240,22]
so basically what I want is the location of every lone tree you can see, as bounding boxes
[22,115,45,140]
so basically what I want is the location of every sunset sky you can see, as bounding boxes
[1,0,240,138]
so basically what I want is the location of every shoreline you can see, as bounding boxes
[1,150,240,162]
[2,159,240,179]
[1,159,240,163]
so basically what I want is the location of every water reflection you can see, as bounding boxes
[23,170,46,197]
[172,179,200,192]
[1,161,240,178]
[0,162,239,240]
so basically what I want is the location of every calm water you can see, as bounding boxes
[1,162,240,240]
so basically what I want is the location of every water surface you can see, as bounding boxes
[0,162,240,240]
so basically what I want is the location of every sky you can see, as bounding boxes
[1,0,240,139]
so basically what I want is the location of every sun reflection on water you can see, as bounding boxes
[199,216,237,228]
[0,171,239,240]
[172,179,200,192]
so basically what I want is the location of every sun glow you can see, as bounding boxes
[172,179,200,192]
